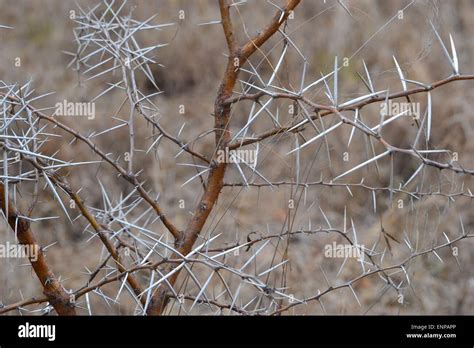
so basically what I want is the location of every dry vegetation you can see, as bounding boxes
[0,0,473,315]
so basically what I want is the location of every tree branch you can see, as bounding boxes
[0,183,76,315]
[145,0,302,315]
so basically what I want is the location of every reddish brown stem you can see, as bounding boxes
[145,0,301,315]
[0,183,76,315]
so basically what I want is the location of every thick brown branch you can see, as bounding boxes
[240,0,301,59]
[219,0,236,52]
[0,183,76,315]
[145,0,302,315]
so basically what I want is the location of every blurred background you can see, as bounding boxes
[0,0,473,315]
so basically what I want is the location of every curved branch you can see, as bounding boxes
[145,0,302,315]
[1,94,182,241]
[0,183,76,315]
